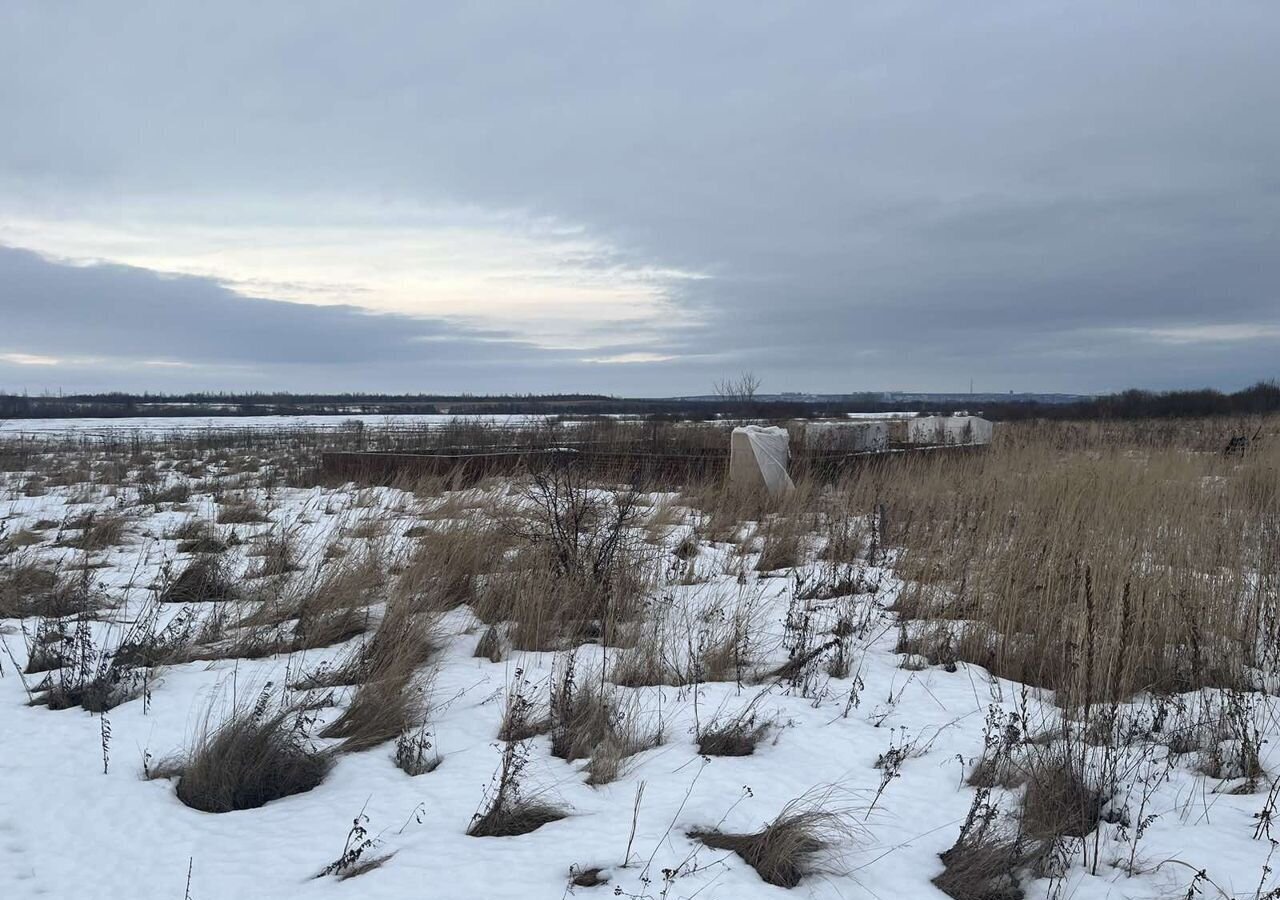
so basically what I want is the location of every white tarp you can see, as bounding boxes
[730,425,795,497]
[907,415,994,446]
[799,420,889,454]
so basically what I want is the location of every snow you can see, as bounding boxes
[0,414,554,441]
[2,451,1278,899]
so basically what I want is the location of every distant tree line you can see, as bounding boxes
[1,382,1277,421]
[975,381,1280,421]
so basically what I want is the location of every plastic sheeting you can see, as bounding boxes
[907,415,994,446]
[730,425,795,497]
[799,420,889,454]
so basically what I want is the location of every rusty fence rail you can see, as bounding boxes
[321,440,987,487]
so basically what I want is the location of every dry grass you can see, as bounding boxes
[56,511,129,551]
[1020,751,1104,841]
[245,530,300,579]
[321,670,427,753]
[216,497,269,525]
[468,739,568,838]
[293,605,368,652]
[288,550,385,650]
[0,527,45,551]
[160,556,237,604]
[851,419,1280,705]
[316,602,438,749]
[548,654,659,784]
[609,588,759,687]
[169,518,228,554]
[166,696,332,812]
[754,515,807,572]
[933,828,1032,900]
[689,788,861,888]
[698,712,770,757]
[395,520,511,612]
[0,562,103,619]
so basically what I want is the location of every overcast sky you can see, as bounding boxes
[2,2,1277,396]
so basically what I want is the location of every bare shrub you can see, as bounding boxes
[503,466,652,647]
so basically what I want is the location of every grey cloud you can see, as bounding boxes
[0,247,677,393]
[2,2,1278,392]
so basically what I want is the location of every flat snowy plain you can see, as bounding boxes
[0,414,548,440]
[1,431,1277,900]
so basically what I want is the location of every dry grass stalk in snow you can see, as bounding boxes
[245,530,300,579]
[933,816,1033,900]
[697,712,770,757]
[0,561,103,619]
[395,520,510,612]
[468,738,567,838]
[316,601,438,749]
[288,549,386,650]
[689,787,862,888]
[754,514,807,572]
[160,556,236,604]
[169,518,227,554]
[548,654,659,784]
[167,694,332,813]
[394,724,441,775]
[609,587,760,687]
[498,672,549,742]
[55,511,129,551]
[319,649,430,753]
[215,495,269,524]
[1019,749,1105,842]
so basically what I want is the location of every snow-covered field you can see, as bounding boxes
[0,414,551,441]
[1,440,1277,900]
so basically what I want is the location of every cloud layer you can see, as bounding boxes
[2,2,1278,393]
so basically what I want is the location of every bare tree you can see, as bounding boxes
[713,372,762,403]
